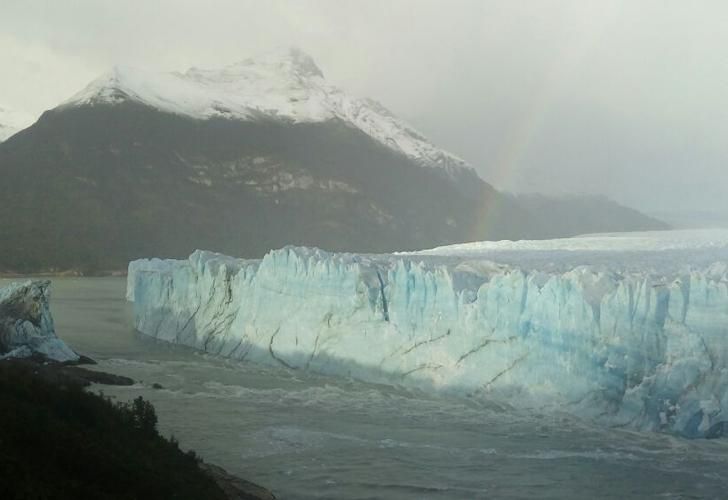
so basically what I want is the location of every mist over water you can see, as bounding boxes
[5,277,726,499]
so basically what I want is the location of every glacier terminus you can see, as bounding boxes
[127,230,728,439]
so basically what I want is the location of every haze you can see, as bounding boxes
[2,0,726,224]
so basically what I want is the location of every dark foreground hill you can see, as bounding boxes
[0,358,275,500]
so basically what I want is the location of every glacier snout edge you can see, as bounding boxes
[127,246,728,438]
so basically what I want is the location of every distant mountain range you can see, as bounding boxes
[0,48,667,272]
[505,193,669,238]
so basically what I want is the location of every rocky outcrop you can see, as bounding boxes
[0,356,134,387]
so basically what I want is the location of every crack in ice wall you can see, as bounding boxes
[128,231,728,438]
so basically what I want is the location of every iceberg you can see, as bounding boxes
[127,230,728,438]
[0,280,79,362]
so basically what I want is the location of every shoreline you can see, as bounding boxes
[0,355,276,500]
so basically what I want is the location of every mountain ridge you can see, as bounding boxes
[61,48,469,176]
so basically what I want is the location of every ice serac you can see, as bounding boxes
[128,230,728,438]
[0,280,79,362]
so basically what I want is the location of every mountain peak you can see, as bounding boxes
[232,46,324,79]
[61,49,467,173]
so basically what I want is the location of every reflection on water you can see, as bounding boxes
[4,277,728,499]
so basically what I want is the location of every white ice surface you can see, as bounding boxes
[128,230,728,437]
[408,229,728,256]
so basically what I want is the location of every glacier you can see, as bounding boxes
[0,280,79,362]
[127,230,728,438]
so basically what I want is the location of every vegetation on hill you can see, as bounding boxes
[0,361,227,500]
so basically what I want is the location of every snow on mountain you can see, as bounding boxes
[0,107,35,142]
[128,229,728,438]
[63,47,467,173]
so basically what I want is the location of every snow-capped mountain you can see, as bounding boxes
[63,48,468,174]
[0,107,35,142]
[0,48,666,272]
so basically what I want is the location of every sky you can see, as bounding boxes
[2,0,728,221]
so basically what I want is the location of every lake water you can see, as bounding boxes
[5,277,728,499]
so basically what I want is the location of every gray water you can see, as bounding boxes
[6,277,728,499]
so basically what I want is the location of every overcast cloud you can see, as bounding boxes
[2,0,727,220]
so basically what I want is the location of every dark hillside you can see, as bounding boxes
[0,360,230,499]
[0,103,667,272]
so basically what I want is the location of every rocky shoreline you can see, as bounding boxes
[201,463,277,500]
[1,355,135,387]
[0,355,276,500]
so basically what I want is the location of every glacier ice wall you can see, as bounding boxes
[128,235,728,438]
[0,280,79,362]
